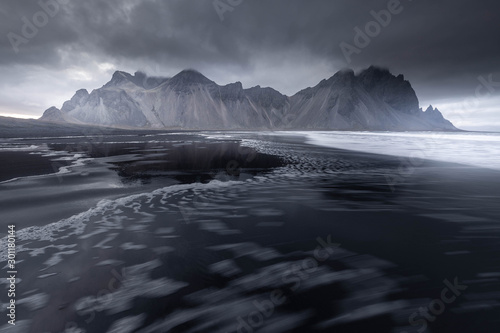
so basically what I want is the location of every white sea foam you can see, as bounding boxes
[0,144,94,184]
[0,180,244,263]
[0,144,39,151]
[291,131,500,170]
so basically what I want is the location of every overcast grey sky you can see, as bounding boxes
[1,0,499,130]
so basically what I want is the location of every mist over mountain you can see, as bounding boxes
[40,67,457,131]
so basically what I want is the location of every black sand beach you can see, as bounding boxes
[0,132,499,333]
[0,152,59,182]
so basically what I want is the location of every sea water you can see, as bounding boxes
[294,131,500,170]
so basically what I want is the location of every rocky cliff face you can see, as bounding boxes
[40,67,457,131]
[286,66,455,130]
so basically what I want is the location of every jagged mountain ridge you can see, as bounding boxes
[41,67,457,131]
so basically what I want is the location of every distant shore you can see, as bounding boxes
[0,115,470,139]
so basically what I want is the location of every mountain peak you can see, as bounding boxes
[44,106,60,113]
[175,69,209,79]
[424,105,445,118]
[75,88,89,96]
[358,66,392,78]
[112,70,132,79]
[104,70,168,89]
[422,105,455,129]
[103,71,133,88]
[332,68,356,80]
[40,106,64,122]
[179,69,203,75]
[316,68,355,89]
[169,69,214,86]
[337,68,355,76]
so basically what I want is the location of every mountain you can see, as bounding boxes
[40,67,457,131]
[287,67,455,130]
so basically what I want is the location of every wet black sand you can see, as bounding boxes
[0,132,499,333]
[0,152,59,182]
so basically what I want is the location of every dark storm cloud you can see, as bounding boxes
[0,0,499,128]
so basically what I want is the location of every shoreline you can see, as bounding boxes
[2,130,500,185]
